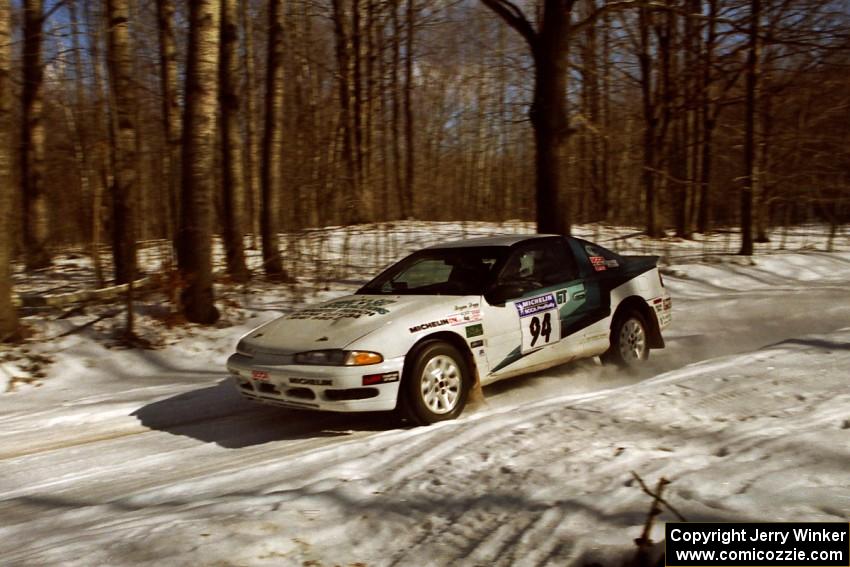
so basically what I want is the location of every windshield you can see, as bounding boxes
[357,247,507,295]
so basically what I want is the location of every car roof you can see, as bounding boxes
[424,234,560,249]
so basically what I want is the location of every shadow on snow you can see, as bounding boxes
[131,378,398,449]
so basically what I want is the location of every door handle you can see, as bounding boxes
[572,291,586,300]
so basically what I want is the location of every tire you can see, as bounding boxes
[602,311,650,367]
[398,341,470,425]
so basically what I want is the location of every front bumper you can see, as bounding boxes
[226,353,405,412]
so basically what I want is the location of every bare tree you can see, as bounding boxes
[331,0,360,221]
[481,0,573,235]
[260,0,287,278]
[178,0,221,323]
[220,0,249,281]
[696,0,719,234]
[239,0,261,246]
[20,0,51,269]
[403,0,416,218]
[105,0,138,285]
[156,0,181,246]
[739,0,760,255]
[0,0,18,341]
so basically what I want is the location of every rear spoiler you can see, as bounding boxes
[620,255,659,273]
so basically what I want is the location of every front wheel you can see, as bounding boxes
[602,311,650,367]
[399,342,470,425]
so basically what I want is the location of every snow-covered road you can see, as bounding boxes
[1,250,849,566]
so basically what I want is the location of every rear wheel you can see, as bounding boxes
[399,341,470,425]
[602,311,649,367]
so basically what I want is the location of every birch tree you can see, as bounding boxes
[220,0,249,281]
[178,0,221,323]
[156,0,181,245]
[105,0,138,284]
[261,0,287,278]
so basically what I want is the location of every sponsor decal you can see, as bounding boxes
[515,293,557,318]
[289,377,332,386]
[470,339,484,349]
[287,298,397,320]
[362,371,400,385]
[556,290,569,305]
[590,256,607,272]
[605,259,619,268]
[409,319,450,333]
[465,323,484,338]
[453,302,480,311]
[448,309,482,326]
[252,370,270,382]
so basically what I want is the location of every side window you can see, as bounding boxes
[499,239,579,288]
[538,238,579,284]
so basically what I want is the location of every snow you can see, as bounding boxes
[0,222,849,566]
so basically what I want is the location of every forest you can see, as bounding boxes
[0,0,848,336]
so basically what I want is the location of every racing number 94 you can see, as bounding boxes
[529,313,552,347]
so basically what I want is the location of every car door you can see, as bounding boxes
[479,237,606,381]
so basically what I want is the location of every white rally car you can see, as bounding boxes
[227,235,672,424]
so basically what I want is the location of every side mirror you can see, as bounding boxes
[485,282,526,306]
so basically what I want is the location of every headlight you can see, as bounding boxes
[293,349,383,366]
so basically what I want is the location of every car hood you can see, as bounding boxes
[239,294,481,354]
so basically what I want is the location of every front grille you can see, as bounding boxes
[285,387,316,400]
[257,383,281,395]
[324,388,379,401]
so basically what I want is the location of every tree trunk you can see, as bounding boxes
[0,0,19,341]
[637,5,660,237]
[482,0,573,235]
[85,0,108,287]
[260,0,286,277]
[156,0,181,249]
[696,0,717,234]
[754,54,771,243]
[239,0,261,247]
[178,0,221,323]
[390,0,404,218]
[403,0,416,217]
[220,0,249,281]
[533,1,572,235]
[68,0,103,286]
[739,0,760,256]
[331,0,360,223]
[352,0,367,219]
[21,0,51,270]
[106,0,138,284]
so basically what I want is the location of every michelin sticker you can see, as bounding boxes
[515,294,557,318]
[515,293,561,353]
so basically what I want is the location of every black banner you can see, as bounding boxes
[666,522,849,566]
